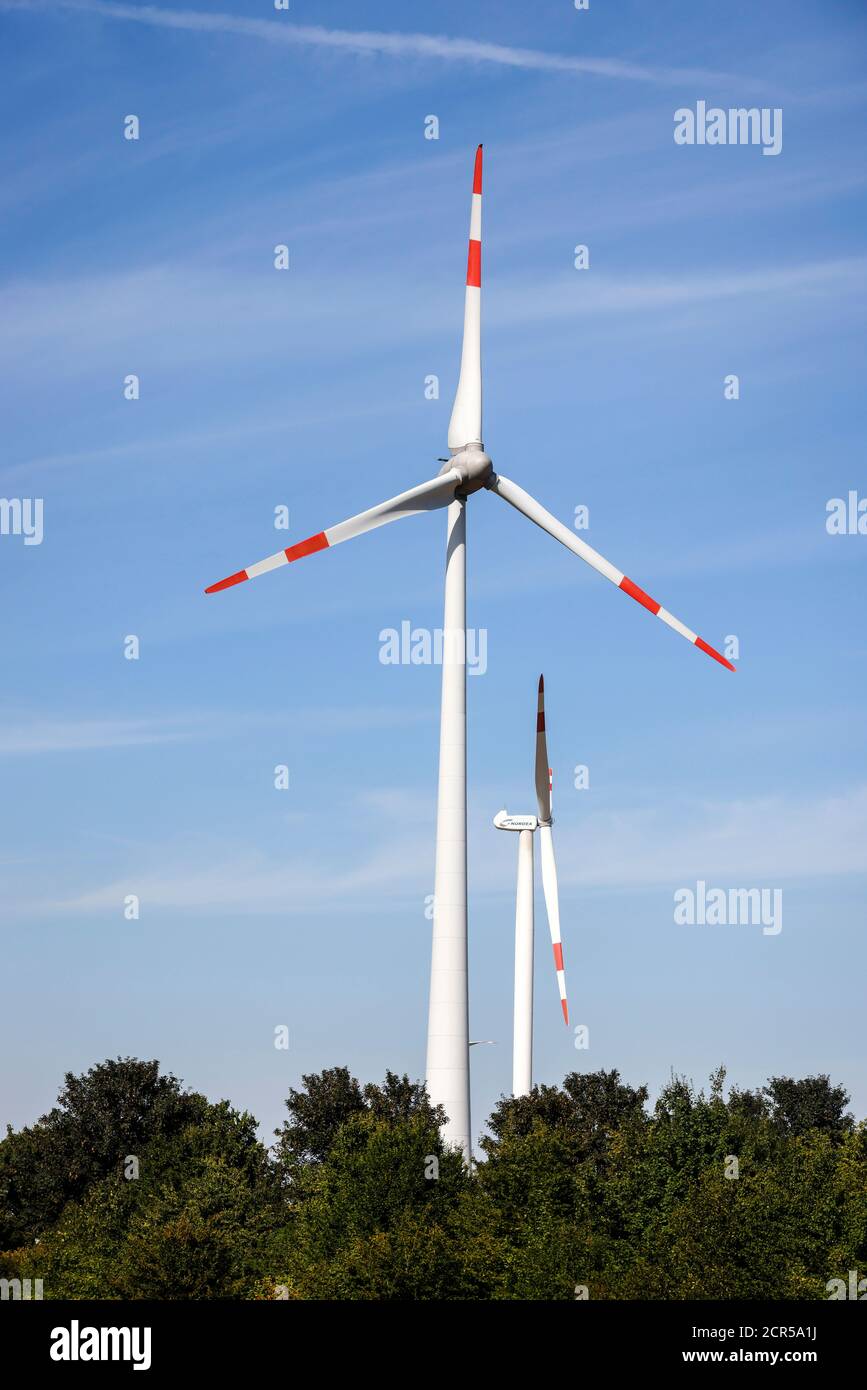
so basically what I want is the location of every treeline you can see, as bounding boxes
[1,1058,864,1299]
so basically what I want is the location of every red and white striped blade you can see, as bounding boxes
[205,469,461,594]
[489,474,736,671]
[539,824,568,1025]
[534,673,551,824]
[447,144,483,453]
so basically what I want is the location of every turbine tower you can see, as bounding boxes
[204,145,735,1162]
[494,675,566,1097]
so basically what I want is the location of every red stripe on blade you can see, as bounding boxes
[536,713,545,732]
[473,144,483,194]
[561,999,569,1026]
[285,532,329,563]
[205,569,248,594]
[466,239,481,288]
[696,636,736,672]
[553,943,564,971]
[620,575,661,615]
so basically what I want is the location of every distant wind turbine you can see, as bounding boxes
[494,675,566,1097]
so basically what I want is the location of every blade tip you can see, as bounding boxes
[696,636,736,671]
[473,145,483,194]
[205,570,247,594]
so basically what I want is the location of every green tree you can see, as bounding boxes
[270,1078,468,1299]
[19,1101,279,1299]
[5,1057,865,1301]
[274,1066,445,1176]
[763,1074,854,1138]
[485,1069,648,1160]
[274,1066,366,1166]
[0,1058,204,1247]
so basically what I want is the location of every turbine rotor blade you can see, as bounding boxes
[539,824,568,1025]
[534,673,551,823]
[205,469,461,593]
[447,145,483,452]
[488,474,736,671]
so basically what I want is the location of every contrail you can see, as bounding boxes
[2,0,750,87]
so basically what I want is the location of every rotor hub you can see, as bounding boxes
[443,443,493,496]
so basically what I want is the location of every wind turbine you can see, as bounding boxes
[204,145,735,1162]
[494,675,565,1097]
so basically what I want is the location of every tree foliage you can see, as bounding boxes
[0,1058,205,1248]
[2,1058,865,1300]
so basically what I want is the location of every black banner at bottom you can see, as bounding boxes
[0,1297,857,1373]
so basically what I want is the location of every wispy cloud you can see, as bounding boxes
[588,167,867,238]
[0,706,434,755]
[489,257,867,327]
[24,835,434,917]
[552,785,867,888]
[0,396,404,484]
[3,255,863,386]
[4,0,752,87]
[20,784,867,918]
[0,715,205,755]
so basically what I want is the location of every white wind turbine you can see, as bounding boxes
[205,145,735,1162]
[494,675,566,1097]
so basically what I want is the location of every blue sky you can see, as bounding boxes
[2,0,866,1147]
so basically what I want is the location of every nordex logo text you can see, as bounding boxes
[379,622,487,675]
[50,1320,152,1371]
[674,880,783,935]
[674,102,782,156]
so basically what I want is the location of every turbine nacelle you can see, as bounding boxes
[493,810,538,832]
[443,443,493,496]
